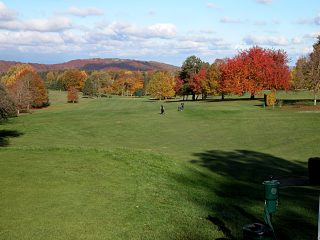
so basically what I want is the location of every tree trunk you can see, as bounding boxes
[314,93,317,106]
[203,93,207,100]
[221,93,225,100]
[192,94,195,101]
[250,94,255,100]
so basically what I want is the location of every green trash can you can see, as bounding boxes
[263,180,280,214]
[242,223,273,240]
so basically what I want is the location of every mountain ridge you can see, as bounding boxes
[0,58,180,73]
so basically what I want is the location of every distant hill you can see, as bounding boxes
[0,58,180,73]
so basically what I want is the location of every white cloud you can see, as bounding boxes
[0,16,73,32]
[147,23,176,38]
[60,31,86,44]
[0,1,16,20]
[66,6,104,17]
[93,21,176,40]
[0,31,64,45]
[256,0,272,4]
[243,35,289,46]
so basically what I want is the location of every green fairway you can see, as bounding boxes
[0,91,319,239]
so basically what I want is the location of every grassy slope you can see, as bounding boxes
[0,91,319,239]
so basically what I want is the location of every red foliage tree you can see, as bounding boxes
[174,76,183,96]
[189,67,207,100]
[220,46,290,99]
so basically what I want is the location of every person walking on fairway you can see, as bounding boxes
[160,105,165,114]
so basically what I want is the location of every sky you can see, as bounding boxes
[0,0,319,66]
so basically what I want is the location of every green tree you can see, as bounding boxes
[88,71,112,96]
[46,71,64,90]
[179,56,207,100]
[83,77,97,97]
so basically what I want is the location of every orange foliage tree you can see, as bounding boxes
[111,71,144,96]
[2,64,49,113]
[60,69,87,91]
[67,87,79,103]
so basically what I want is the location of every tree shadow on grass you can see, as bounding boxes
[0,130,23,147]
[173,150,318,239]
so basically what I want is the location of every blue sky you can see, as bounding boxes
[0,0,319,66]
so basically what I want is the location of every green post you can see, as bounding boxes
[263,180,280,214]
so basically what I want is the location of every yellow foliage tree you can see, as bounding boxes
[201,63,220,98]
[146,72,175,100]
[266,91,276,106]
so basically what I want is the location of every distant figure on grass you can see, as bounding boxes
[178,103,184,111]
[160,105,165,114]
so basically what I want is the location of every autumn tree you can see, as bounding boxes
[67,87,79,103]
[111,71,144,96]
[146,71,175,100]
[189,67,207,100]
[220,55,246,98]
[179,56,208,100]
[87,71,113,96]
[2,64,49,113]
[60,69,87,91]
[201,63,221,99]
[302,37,320,105]
[291,57,308,90]
[220,46,290,99]
[174,76,184,97]
[0,82,16,120]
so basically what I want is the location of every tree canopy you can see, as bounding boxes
[1,64,49,113]
[220,46,290,99]
[147,71,175,100]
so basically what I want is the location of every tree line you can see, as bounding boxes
[291,36,320,105]
[149,46,290,101]
[1,37,320,121]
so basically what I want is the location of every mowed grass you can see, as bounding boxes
[0,90,319,239]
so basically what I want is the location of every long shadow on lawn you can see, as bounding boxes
[0,129,23,147]
[175,150,318,239]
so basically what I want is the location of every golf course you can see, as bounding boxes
[0,90,319,240]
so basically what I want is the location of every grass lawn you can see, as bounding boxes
[0,90,319,239]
